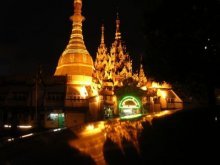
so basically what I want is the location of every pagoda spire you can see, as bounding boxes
[138,63,147,87]
[100,24,105,46]
[65,0,88,55]
[115,13,121,41]
[54,0,93,84]
[94,24,109,82]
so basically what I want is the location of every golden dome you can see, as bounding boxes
[54,0,94,80]
[55,52,93,76]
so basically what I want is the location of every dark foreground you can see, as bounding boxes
[0,108,219,165]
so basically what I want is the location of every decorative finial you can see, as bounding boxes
[101,24,105,45]
[71,0,84,22]
[140,55,143,69]
[74,0,82,4]
[116,12,119,20]
[115,12,121,40]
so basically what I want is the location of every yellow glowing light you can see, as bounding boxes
[80,122,105,137]
[91,83,99,96]
[151,82,160,88]
[158,90,167,99]
[97,121,105,130]
[86,124,94,131]
[69,122,106,165]
[147,114,152,118]
[140,86,147,91]
[21,133,34,138]
[113,96,116,102]
[82,124,101,136]
[151,81,171,89]
[74,0,82,4]
[17,125,32,129]
[53,128,62,132]
[154,110,171,117]
[7,138,14,142]
[120,114,142,120]
[96,96,100,102]
[4,124,11,128]
[80,86,88,98]
[161,91,167,98]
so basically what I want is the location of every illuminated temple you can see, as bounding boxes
[0,0,183,129]
[53,0,183,126]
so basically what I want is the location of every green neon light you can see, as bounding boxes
[119,96,141,109]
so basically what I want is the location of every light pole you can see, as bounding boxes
[35,72,38,128]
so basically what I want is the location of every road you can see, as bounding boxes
[0,108,219,165]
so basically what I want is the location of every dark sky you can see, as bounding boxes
[0,0,145,76]
[0,0,219,83]
[142,0,220,82]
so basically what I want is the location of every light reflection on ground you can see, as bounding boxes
[68,110,178,165]
[69,121,106,165]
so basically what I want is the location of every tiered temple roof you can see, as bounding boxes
[94,15,133,87]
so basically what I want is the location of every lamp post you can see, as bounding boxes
[35,71,39,128]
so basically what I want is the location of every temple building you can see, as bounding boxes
[54,0,183,125]
[0,0,183,129]
[92,13,182,118]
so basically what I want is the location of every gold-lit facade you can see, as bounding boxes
[0,0,184,131]
[94,15,133,87]
[93,14,183,116]
[53,0,183,125]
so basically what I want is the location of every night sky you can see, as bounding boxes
[0,0,219,84]
[0,0,145,76]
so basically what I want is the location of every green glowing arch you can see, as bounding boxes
[119,96,141,109]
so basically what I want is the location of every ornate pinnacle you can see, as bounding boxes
[71,0,84,22]
[115,13,121,40]
[101,24,105,45]
[74,0,82,3]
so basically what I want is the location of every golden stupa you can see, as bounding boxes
[55,0,93,85]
